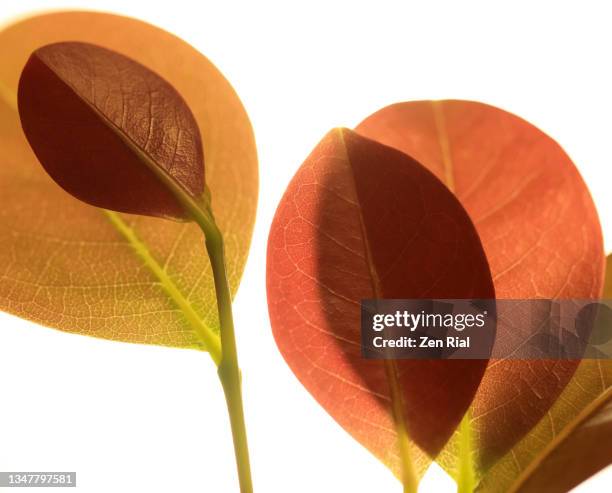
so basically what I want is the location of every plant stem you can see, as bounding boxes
[146,152,253,490]
[3,79,251,490]
[201,218,253,493]
[384,359,419,493]
[457,411,475,493]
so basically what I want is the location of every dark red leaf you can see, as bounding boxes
[18,41,204,220]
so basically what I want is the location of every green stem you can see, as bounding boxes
[384,359,419,493]
[154,171,252,491]
[1,79,250,490]
[457,411,475,493]
[200,218,253,493]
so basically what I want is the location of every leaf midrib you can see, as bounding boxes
[431,100,455,192]
[431,101,478,489]
[104,210,221,363]
[336,128,418,485]
[1,79,222,363]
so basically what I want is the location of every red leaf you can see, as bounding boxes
[356,100,605,470]
[18,41,204,220]
[266,128,495,475]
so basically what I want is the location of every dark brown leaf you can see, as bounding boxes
[18,41,204,220]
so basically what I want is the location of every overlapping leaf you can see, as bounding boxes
[476,255,612,493]
[356,100,605,484]
[18,41,205,219]
[267,128,494,477]
[0,12,258,352]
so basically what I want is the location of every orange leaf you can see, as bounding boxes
[267,128,495,477]
[0,12,257,352]
[356,100,605,475]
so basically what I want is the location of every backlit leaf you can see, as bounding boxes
[477,255,612,492]
[356,100,605,480]
[18,41,204,220]
[0,12,257,354]
[266,128,495,477]
[480,362,612,492]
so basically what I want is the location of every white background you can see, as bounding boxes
[1,1,611,492]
